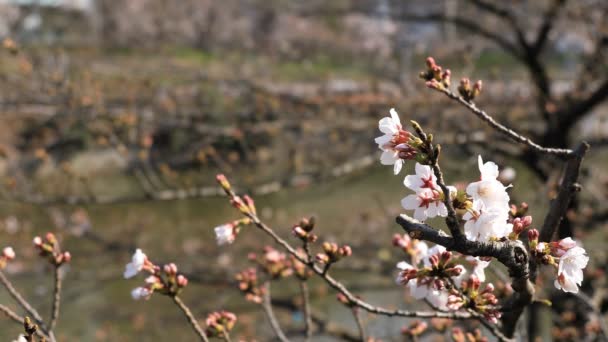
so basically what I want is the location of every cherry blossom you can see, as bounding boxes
[214,223,236,245]
[131,286,152,300]
[404,163,438,191]
[554,246,589,293]
[463,201,512,242]
[124,249,148,279]
[402,188,450,222]
[466,156,510,210]
[375,108,416,174]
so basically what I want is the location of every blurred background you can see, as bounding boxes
[0,0,607,340]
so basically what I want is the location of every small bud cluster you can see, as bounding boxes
[205,311,237,339]
[315,242,352,265]
[457,78,483,102]
[124,249,189,300]
[401,320,428,338]
[448,277,501,323]
[33,232,71,266]
[419,57,451,90]
[235,267,265,303]
[292,216,318,243]
[250,246,293,279]
[0,246,15,269]
[509,215,533,240]
[213,174,257,245]
[452,327,488,342]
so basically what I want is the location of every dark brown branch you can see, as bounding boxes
[539,142,590,242]
[531,0,567,55]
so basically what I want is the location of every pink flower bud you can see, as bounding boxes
[339,246,352,257]
[33,236,43,246]
[215,174,231,190]
[425,57,436,69]
[62,251,71,263]
[528,229,539,242]
[315,253,329,264]
[2,247,15,260]
[164,263,178,276]
[45,232,56,244]
[177,274,189,287]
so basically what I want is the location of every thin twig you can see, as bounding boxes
[261,282,290,342]
[434,87,573,157]
[172,295,209,342]
[299,281,313,341]
[0,305,50,340]
[48,265,62,332]
[350,308,366,342]
[0,270,45,326]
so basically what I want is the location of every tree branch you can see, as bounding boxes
[431,87,573,156]
[261,282,290,342]
[172,295,209,342]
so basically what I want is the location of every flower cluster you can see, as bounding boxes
[374,108,422,174]
[396,244,466,310]
[315,242,352,265]
[235,267,265,303]
[419,57,451,90]
[123,249,189,300]
[33,233,71,266]
[292,216,318,243]
[529,231,589,293]
[250,246,293,279]
[457,78,483,102]
[447,277,501,323]
[0,246,15,269]
[205,311,237,339]
[462,156,512,242]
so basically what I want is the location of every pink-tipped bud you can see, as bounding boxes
[528,229,539,242]
[177,274,189,287]
[440,251,452,264]
[339,246,352,257]
[62,251,71,263]
[216,174,231,190]
[337,293,350,305]
[243,195,256,214]
[429,254,440,268]
[45,232,57,245]
[292,226,308,239]
[33,236,43,246]
[164,263,178,276]
[2,247,15,260]
[425,57,436,69]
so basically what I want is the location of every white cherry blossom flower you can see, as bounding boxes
[375,109,416,175]
[214,224,235,245]
[131,286,152,300]
[468,257,490,282]
[402,188,448,222]
[13,335,27,342]
[463,201,512,242]
[2,246,15,260]
[404,163,438,191]
[554,246,589,293]
[124,249,147,279]
[466,156,510,210]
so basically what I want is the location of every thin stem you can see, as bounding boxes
[261,282,290,342]
[350,308,366,342]
[0,270,45,326]
[172,295,209,342]
[434,87,573,157]
[223,331,233,342]
[48,266,62,332]
[299,281,313,341]
[0,305,50,340]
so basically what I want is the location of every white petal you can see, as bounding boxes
[396,261,413,270]
[401,195,420,210]
[413,207,427,221]
[393,159,404,175]
[380,150,397,165]
[374,134,392,147]
[379,117,398,135]
[389,108,401,127]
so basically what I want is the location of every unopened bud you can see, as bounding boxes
[177,274,189,287]
[216,174,231,191]
[164,263,178,276]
